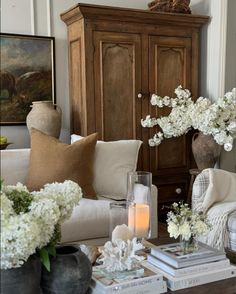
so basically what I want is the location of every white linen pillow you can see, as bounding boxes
[71,134,142,200]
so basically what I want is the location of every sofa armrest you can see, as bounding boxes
[192,169,210,210]
[150,184,158,238]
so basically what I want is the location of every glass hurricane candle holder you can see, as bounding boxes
[127,171,152,240]
[109,202,128,240]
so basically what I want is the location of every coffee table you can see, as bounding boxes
[148,237,236,294]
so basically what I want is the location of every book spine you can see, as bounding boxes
[151,243,226,269]
[167,267,236,291]
[91,274,163,293]
[106,275,163,292]
[148,256,230,277]
[90,280,167,294]
[173,259,230,277]
[109,280,167,294]
[150,249,178,268]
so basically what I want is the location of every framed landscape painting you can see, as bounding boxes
[0,33,55,125]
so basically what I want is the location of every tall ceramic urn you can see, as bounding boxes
[26,101,62,138]
[191,132,222,170]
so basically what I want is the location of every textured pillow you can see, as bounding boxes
[27,129,98,199]
[71,134,142,200]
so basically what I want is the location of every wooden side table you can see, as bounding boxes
[187,169,201,206]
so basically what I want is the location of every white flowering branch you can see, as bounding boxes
[141,86,236,151]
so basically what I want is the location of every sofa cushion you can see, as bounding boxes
[27,129,98,199]
[0,149,30,185]
[61,198,113,242]
[71,134,142,200]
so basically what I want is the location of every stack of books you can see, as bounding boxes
[88,264,167,294]
[146,242,236,291]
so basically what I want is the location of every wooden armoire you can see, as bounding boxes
[61,4,209,220]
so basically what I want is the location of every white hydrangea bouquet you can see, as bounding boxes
[141,86,236,151]
[166,202,211,253]
[0,180,82,270]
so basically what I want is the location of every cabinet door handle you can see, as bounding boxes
[137,93,143,99]
[176,188,182,194]
[137,92,150,99]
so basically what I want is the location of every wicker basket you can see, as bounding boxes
[148,0,191,14]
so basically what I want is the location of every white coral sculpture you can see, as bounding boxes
[99,238,145,272]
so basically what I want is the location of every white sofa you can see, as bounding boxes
[0,149,158,245]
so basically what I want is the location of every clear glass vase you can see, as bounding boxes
[109,202,128,240]
[127,171,152,240]
[180,235,198,254]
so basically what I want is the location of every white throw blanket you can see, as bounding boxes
[196,169,236,250]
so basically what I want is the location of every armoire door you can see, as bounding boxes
[148,35,192,176]
[93,31,142,141]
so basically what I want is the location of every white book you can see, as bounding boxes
[150,242,226,268]
[147,254,230,277]
[90,264,166,294]
[89,281,167,294]
[143,262,236,291]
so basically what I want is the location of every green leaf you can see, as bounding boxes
[47,245,56,257]
[40,248,50,272]
[0,178,4,191]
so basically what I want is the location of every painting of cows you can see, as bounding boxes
[0,33,55,124]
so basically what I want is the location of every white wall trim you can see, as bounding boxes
[206,0,228,100]
[218,0,228,96]
[46,0,52,36]
[30,0,35,34]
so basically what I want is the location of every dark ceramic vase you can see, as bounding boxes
[41,245,92,294]
[192,132,222,171]
[1,254,41,294]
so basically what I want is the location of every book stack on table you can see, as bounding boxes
[88,263,167,294]
[146,241,236,291]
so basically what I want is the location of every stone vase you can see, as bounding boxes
[26,101,62,138]
[192,132,222,171]
[41,245,92,294]
[1,254,41,294]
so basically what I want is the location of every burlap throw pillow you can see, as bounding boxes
[27,129,98,199]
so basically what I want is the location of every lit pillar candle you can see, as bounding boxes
[128,203,150,239]
[133,184,149,203]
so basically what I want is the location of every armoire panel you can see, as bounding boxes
[93,32,142,141]
[149,36,191,173]
[70,38,83,134]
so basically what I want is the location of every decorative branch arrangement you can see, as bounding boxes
[141,86,236,152]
